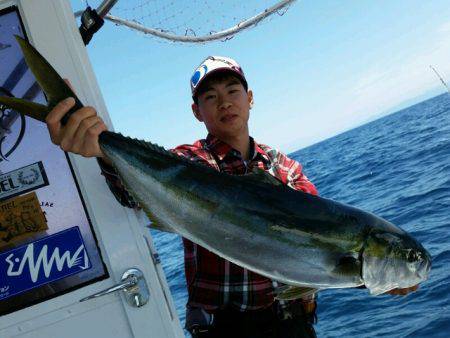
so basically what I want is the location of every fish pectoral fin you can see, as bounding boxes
[332,254,361,276]
[245,167,283,186]
[0,97,48,122]
[272,285,318,301]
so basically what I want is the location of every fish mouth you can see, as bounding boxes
[362,251,432,295]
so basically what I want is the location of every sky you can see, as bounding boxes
[70,0,450,153]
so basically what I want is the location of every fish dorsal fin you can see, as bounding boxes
[273,285,318,301]
[100,131,180,161]
[100,131,221,174]
[135,138,174,158]
[245,167,283,186]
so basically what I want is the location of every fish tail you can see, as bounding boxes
[0,96,48,122]
[0,36,84,125]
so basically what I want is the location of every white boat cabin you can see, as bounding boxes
[0,1,184,337]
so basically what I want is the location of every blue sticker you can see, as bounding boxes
[0,227,91,300]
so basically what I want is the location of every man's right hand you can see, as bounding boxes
[46,96,109,161]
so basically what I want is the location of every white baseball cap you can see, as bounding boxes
[190,56,248,97]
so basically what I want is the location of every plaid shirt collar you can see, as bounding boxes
[204,133,271,165]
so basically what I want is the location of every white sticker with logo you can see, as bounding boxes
[0,161,49,201]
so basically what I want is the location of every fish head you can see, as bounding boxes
[362,229,431,295]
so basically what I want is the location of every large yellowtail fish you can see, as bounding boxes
[0,36,432,298]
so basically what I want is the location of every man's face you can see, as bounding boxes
[192,76,253,139]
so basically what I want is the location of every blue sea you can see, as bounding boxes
[151,93,450,337]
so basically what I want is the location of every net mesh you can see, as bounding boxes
[80,0,295,42]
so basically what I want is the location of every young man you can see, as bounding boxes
[99,56,319,338]
[47,56,418,338]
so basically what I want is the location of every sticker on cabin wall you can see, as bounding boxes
[0,192,48,248]
[0,161,49,201]
[0,226,91,300]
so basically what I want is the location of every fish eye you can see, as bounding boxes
[407,250,417,263]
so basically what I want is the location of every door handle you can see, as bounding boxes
[80,268,150,307]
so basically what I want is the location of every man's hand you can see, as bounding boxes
[46,79,109,161]
[385,284,419,296]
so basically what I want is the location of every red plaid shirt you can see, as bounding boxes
[98,134,318,313]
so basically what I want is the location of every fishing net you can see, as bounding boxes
[76,0,296,43]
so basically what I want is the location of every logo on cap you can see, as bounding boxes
[191,65,208,88]
[190,56,247,96]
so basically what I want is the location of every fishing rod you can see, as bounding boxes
[429,65,450,94]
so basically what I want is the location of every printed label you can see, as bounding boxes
[0,161,49,201]
[0,227,91,300]
[0,192,48,247]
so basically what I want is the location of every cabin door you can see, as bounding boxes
[0,1,183,337]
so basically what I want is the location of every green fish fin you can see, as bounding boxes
[0,96,48,122]
[144,213,175,233]
[14,35,84,124]
[246,167,283,186]
[332,254,361,276]
[115,174,175,234]
[273,285,318,301]
[141,204,175,233]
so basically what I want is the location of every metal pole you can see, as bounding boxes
[74,0,119,18]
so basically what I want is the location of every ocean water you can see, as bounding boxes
[151,93,450,337]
